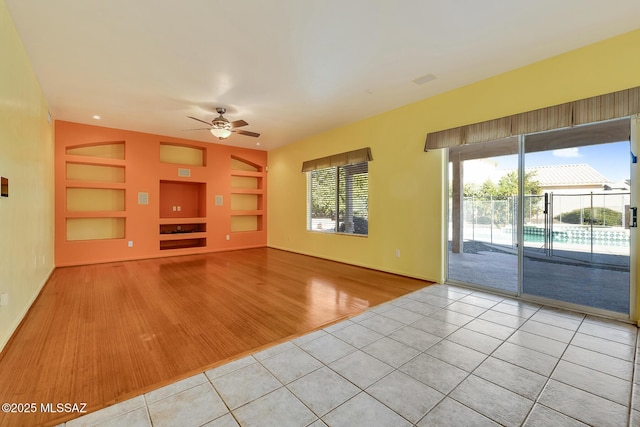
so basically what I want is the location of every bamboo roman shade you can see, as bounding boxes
[424,86,640,151]
[301,147,373,172]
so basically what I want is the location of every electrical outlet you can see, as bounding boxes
[0,293,8,306]
[128,241,134,248]
[172,206,177,212]
[177,206,181,211]
[395,249,400,258]
[226,235,230,241]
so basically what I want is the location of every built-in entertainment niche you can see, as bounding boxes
[159,180,206,218]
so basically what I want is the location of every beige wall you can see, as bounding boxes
[268,30,640,314]
[0,0,55,351]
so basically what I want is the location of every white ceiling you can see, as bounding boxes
[5,1,640,151]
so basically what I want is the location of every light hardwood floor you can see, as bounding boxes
[0,248,430,426]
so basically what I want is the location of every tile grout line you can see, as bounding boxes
[626,326,639,427]
[428,296,541,426]
[519,313,590,426]
[65,284,637,427]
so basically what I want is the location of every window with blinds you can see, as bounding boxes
[307,162,369,235]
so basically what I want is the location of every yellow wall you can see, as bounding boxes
[0,0,55,351]
[268,30,640,297]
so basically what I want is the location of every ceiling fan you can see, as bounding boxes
[186,108,260,140]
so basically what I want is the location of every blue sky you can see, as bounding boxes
[463,140,632,184]
[493,141,631,183]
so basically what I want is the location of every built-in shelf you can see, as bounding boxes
[229,210,264,216]
[66,211,127,218]
[56,121,269,265]
[159,178,207,250]
[159,232,208,241]
[160,142,206,166]
[229,188,263,195]
[158,217,206,225]
[65,181,126,190]
[230,174,262,190]
[231,215,261,232]
[230,156,265,234]
[66,217,126,241]
[66,142,125,160]
[66,162,125,183]
[62,141,128,244]
[230,170,263,178]
[160,222,206,235]
[160,238,207,250]
[66,188,125,212]
[159,180,206,218]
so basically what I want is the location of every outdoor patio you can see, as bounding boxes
[448,241,630,314]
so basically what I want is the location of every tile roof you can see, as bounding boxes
[525,163,609,186]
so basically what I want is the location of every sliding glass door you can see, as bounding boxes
[448,138,519,293]
[521,120,632,314]
[447,117,636,317]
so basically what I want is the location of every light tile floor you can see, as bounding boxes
[60,284,640,427]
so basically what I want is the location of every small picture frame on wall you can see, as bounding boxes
[1,177,8,197]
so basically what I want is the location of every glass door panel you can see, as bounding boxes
[521,121,631,314]
[448,138,519,293]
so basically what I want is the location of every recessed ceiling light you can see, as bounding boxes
[92,115,101,120]
[412,73,437,85]
[256,142,261,146]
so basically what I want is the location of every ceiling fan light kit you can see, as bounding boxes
[210,127,232,139]
[187,107,260,141]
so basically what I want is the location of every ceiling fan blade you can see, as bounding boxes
[230,119,248,128]
[234,129,260,138]
[181,128,212,131]
[187,116,213,126]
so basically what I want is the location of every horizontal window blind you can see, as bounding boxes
[307,162,369,235]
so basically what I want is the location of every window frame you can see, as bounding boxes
[306,161,369,237]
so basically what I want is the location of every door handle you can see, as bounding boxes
[631,207,637,228]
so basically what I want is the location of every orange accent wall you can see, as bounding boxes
[55,121,267,266]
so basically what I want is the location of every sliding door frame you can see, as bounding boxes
[446,117,637,322]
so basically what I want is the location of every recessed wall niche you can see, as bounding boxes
[160,143,206,166]
[55,121,267,266]
[66,142,125,159]
[159,180,206,218]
